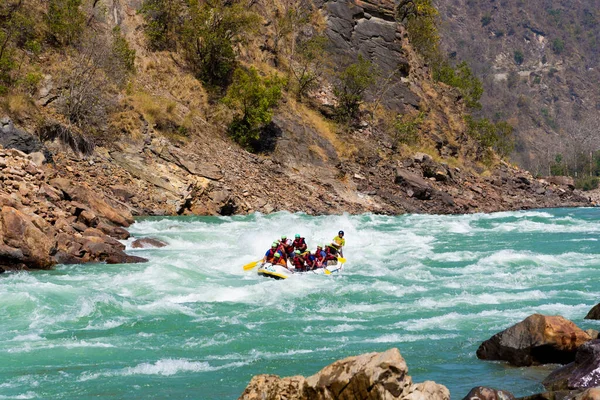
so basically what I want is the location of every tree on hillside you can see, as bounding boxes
[47,0,86,46]
[222,67,283,150]
[180,0,259,87]
[139,0,184,50]
[333,55,378,123]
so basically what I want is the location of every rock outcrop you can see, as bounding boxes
[476,314,592,367]
[0,145,145,270]
[543,340,600,391]
[239,348,449,400]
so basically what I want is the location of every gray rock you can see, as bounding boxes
[543,340,600,391]
[0,118,47,155]
[585,304,600,320]
[395,168,433,200]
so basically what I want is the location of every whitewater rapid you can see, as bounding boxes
[1,208,599,399]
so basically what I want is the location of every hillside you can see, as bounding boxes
[436,0,600,178]
[0,0,591,226]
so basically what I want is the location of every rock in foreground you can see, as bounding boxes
[462,387,515,400]
[239,348,449,400]
[543,340,600,391]
[476,314,591,367]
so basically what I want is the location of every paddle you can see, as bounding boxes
[243,260,261,271]
[324,257,346,275]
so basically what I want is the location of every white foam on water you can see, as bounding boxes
[7,339,115,354]
[0,392,38,399]
[365,333,460,343]
[78,359,215,381]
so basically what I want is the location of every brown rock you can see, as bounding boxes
[79,210,98,227]
[239,348,449,400]
[50,178,133,227]
[131,237,168,248]
[0,206,56,269]
[96,222,130,240]
[476,314,592,366]
[462,386,516,400]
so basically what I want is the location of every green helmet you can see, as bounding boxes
[274,253,281,258]
[317,244,322,248]
[295,234,300,239]
[271,242,278,248]
[281,235,287,240]
[295,250,301,254]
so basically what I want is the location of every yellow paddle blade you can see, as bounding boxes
[337,257,346,263]
[324,269,331,275]
[243,260,261,270]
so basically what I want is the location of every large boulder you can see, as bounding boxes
[0,206,56,269]
[239,348,449,400]
[462,387,515,400]
[476,314,592,367]
[0,117,47,156]
[584,304,600,320]
[543,340,600,391]
[395,168,434,200]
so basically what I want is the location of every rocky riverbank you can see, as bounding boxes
[0,144,145,272]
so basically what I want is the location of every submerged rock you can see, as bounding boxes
[476,314,592,367]
[131,237,168,249]
[462,386,515,400]
[239,348,449,400]
[543,340,600,391]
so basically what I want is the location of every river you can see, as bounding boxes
[1,208,599,399]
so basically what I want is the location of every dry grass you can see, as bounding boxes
[4,94,35,121]
[288,99,356,158]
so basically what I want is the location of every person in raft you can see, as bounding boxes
[328,230,345,257]
[279,235,295,261]
[292,250,308,272]
[292,234,307,253]
[263,242,282,264]
[313,245,326,268]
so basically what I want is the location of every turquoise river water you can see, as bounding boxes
[1,208,600,399]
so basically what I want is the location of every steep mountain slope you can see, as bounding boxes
[436,0,600,175]
[0,0,591,222]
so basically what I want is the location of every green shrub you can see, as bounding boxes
[514,50,524,65]
[290,35,328,101]
[465,115,515,159]
[393,112,425,146]
[399,0,440,64]
[575,176,599,191]
[112,27,136,73]
[333,55,378,122]
[223,67,283,149]
[434,61,483,109]
[552,38,565,54]
[47,0,85,46]
[138,0,184,50]
[481,14,492,27]
[181,0,259,87]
